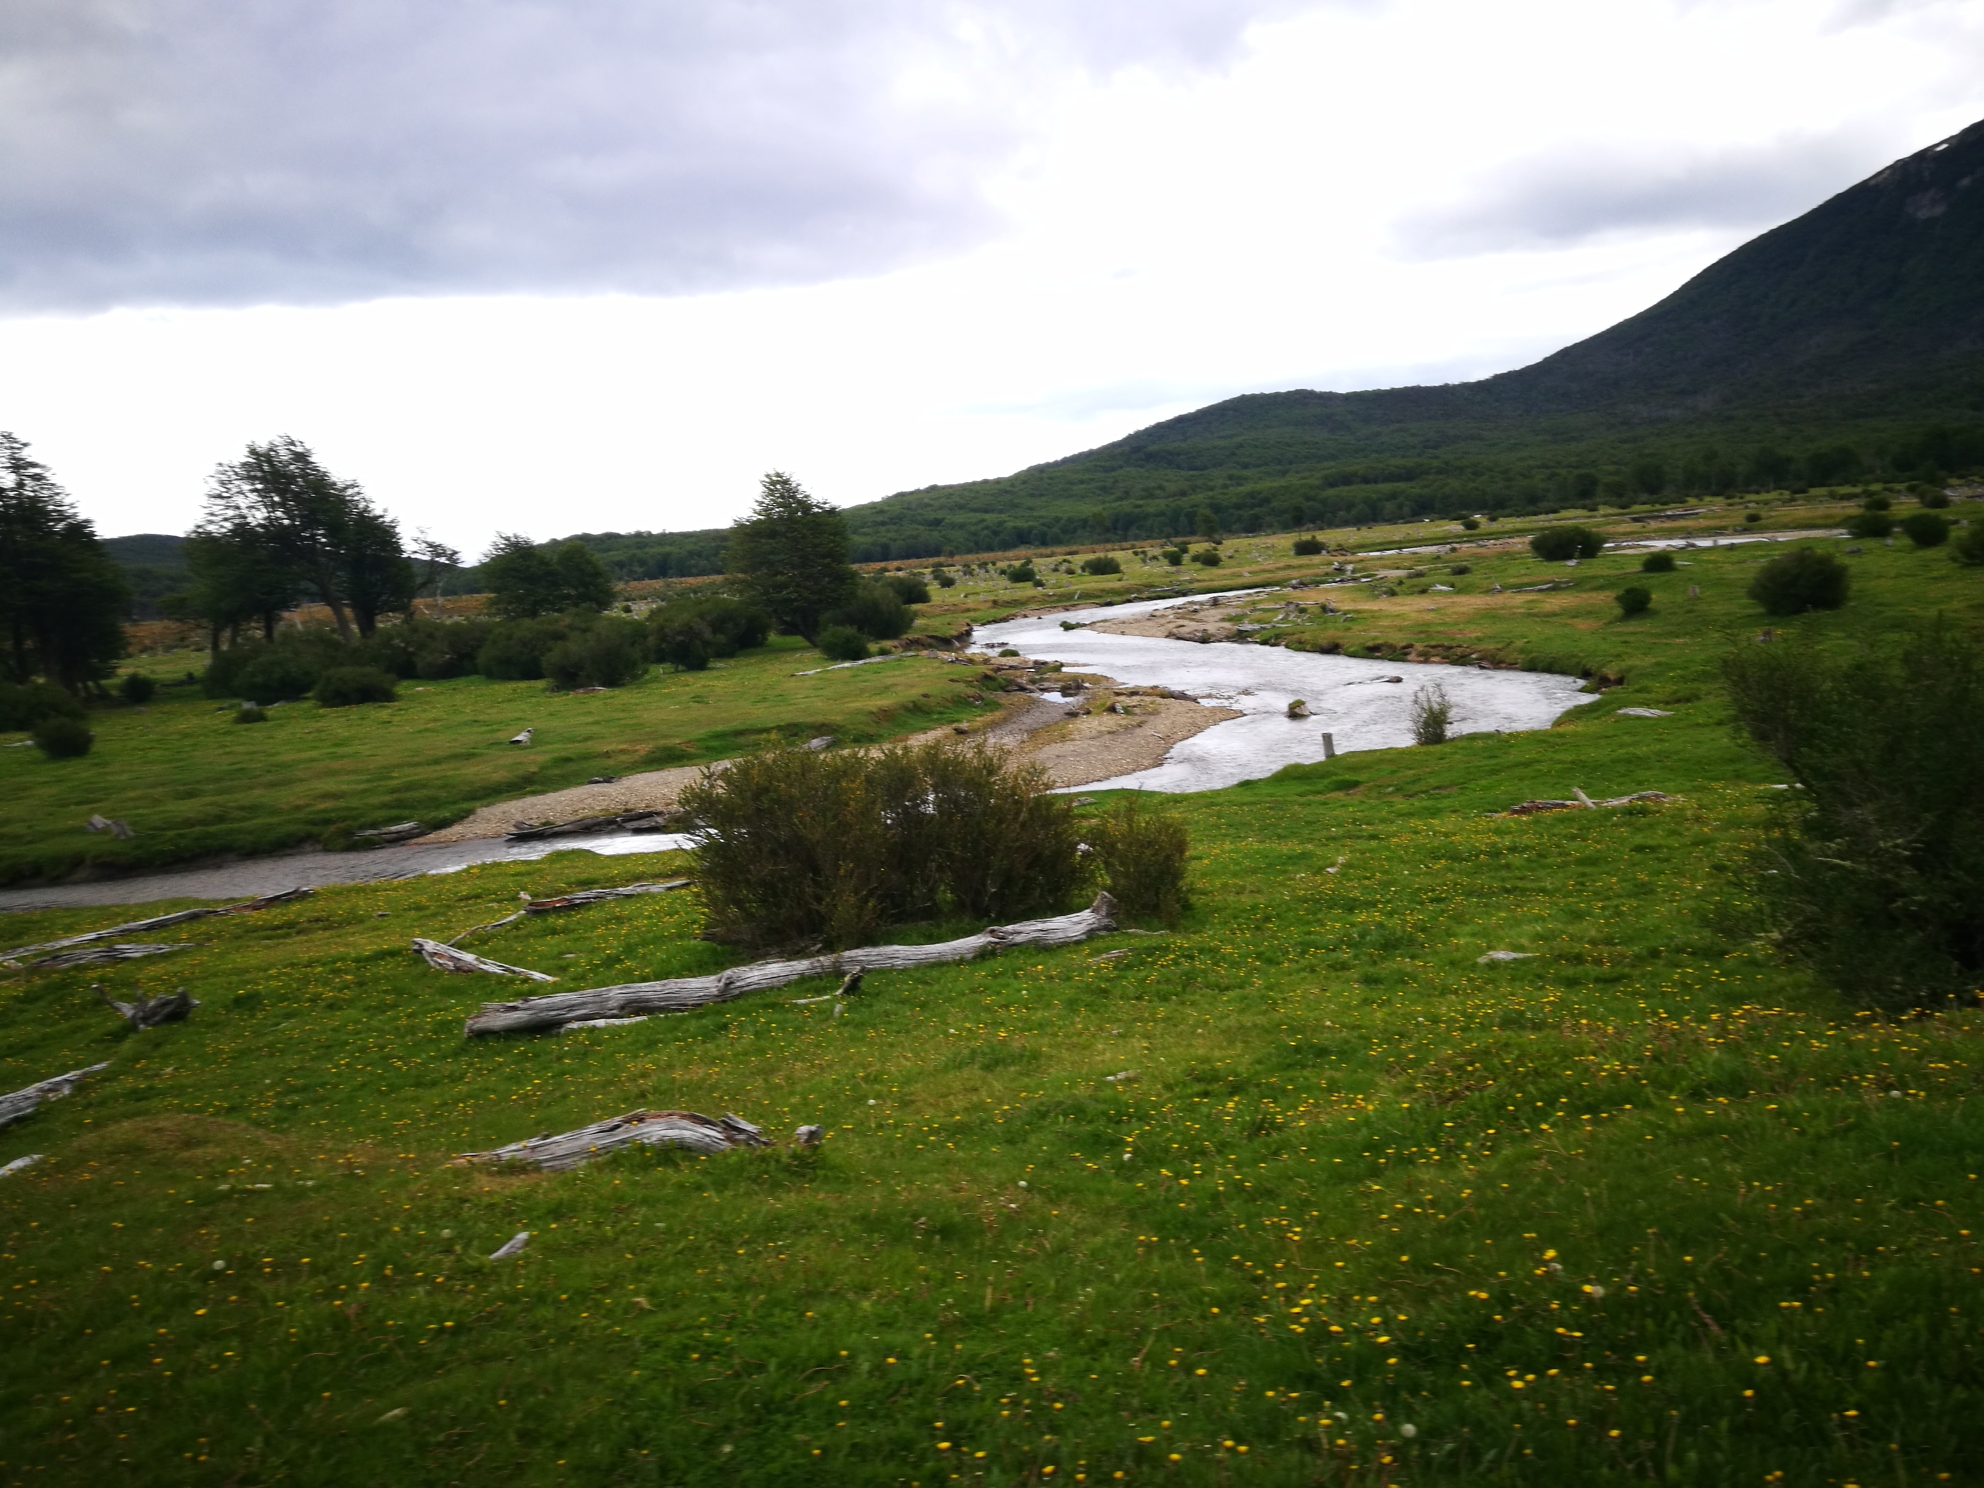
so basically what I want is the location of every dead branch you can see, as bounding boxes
[455,1110,771,1171]
[412,938,557,982]
[1504,790,1676,817]
[0,1062,111,1129]
[464,892,1117,1036]
[445,911,527,946]
[0,887,311,962]
[522,880,691,912]
[27,942,197,970]
[96,985,198,1030]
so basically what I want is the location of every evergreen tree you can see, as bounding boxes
[725,472,856,640]
[0,432,129,691]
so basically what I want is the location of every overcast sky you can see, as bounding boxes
[0,0,1979,551]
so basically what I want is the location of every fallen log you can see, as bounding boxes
[412,938,557,982]
[464,892,1117,1036]
[504,811,672,843]
[455,1109,771,1171]
[0,1062,111,1129]
[355,821,425,843]
[0,887,311,962]
[522,880,691,913]
[28,942,197,970]
[97,985,199,1029]
[1504,790,1675,817]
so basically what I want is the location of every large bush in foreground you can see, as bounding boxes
[1749,548,1850,616]
[1086,794,1191,926]
[1724,623,1984,1010]
[682,741,1086,949]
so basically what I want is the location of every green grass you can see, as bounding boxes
[0,639,995,884]
[2,498,1980,1484]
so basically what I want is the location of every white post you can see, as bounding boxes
[1320,732,1336,760]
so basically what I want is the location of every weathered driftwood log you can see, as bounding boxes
[1504,790,1675,817]
[0,887,311,962]
[28,942,197,970]
[0,1062,111,1129]
[0,1153,43,1177]
[456,1110,770,1171]
[355,821,425,843]
[412,938,557,982]
[522,880,691,912]
[97,985,199,1029]
[504,811,673,843]
[464,892,1117,1036]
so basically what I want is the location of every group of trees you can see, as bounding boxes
[180,437,459,646]
[0,433,129,695]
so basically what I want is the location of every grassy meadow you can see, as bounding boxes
[1,492,1981,1485]
[0,639,994,884]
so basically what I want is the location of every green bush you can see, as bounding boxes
[544,616,649,690]
[1749,548,1850,616]
[118,672,156,705]
[1079,555,1122,576]
[1460,517,1480,531]
[1162,549,1185,567]
[313,667,399,707]
[234,703,269,724]
[1744,511,1763,524]
[1724,622,1984,1010]
[32,715,93,758]
[406,619,493,679]
[1087,795,1190,926]
[238,651,320,705]
[476,617,567,681]
[1410,683,1453,745]
[931,567,957,589]
[1003,562,1037,584]
[883,574,931,604]
[1847,511,1893,539]
[1901,511,1951,548]
[1862,493,1892,512]
[1915,484,1951,509]
[0,681,85,732]
[822,581,911,640]
[1529,525,1605,561]
[1954,524,1984,567]
[681,741,1086,949]
[1292,536,1324,556]
[1640,551,1678,573]
[1616,585,1653,618]
[816,625,870,662]
[1189,547,1222,567]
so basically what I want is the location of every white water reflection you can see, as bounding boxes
[977,593,1597,793]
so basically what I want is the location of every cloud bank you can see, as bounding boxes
[0,0,1324,312]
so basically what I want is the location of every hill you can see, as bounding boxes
[550,118,1984,568]
[100,532,189,619]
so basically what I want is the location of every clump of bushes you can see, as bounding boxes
[883,573,931,605]
[545,616,649,690]
[1615,585,1653,618]
[1744,511,1763,524]
[0,681,84,733]
[1292,536,1324,556]
[313,667,398,707]
[235,703,269,724]
[1724,622,1984,1010]
[1749,548,1850,616]
[118,672,156,705]
[1955,524,1984,567]
[237,650,319,705]
[822,581,911,642]
[1410,683,1454,745]
[1003,562,1037,584]
[1847,511,1893,539]
[1161,547,1185,567]
[32,715,93,759]
[1190,547,1222,567]
[648,594,773,673]
[1915,483,1951,509]
[1529,526,1605,561]
[1901,511,1950,548]
[682,741,1088,949]
[816,625,870,663]
[1080,555,1122,576]
[1641,551,1677,573]
[1086,794,1190,926]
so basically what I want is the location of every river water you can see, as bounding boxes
[975,589,1597,793]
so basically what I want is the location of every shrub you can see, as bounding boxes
[822,582,911,640]
[654,617,712,671]
[119,672,156,705]
[1749,548,1850,616]
[32,715,93,758]
[313,667,398,707]
[647,595,771,659]
[234,703,269,724]
[544,616,649,690]
[816,625,869,662]
[1640,551,1677,573]
[998,648,1021,658]
[1901,511,1950,548]
[1162,549,1185,567]
[1460,517,1480,531]
[931,567,957,589]
[1955,524,1984,567]
[1846,511,1893,539]
[1079,555,1121,576]
[1744,511,1763,523]
[1292,536,1324,556]
[238,651,320,705]
[1190,547,1222,566]
[1410,682,1454,745]
[1862,493,1892,512]
[1003,562,1037,584]
[682,741,1085,949]
[1724,622,1984,1010]
[1529,525,1605,561]
[1615,585,1653,618]
[883,573,931,604]
[476,617,567,680]
[1087,794,1190,926]
[1915,484,1951,509]
[1448,563,1471,576]
[0,681,85,732]
[408,619,494,679]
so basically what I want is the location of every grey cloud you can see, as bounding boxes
[1391,131,1902,259]
[0,0,1319,312]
